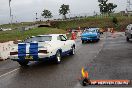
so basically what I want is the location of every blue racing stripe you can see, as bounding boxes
[29,43,38,61]
[18,43,26,61]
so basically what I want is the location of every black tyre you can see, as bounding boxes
[55,51,61,64]
[70,46,75,55]
[17,61,29,66]
[97,39,100,42]
[82,40,85,44]
[126,37,129,42]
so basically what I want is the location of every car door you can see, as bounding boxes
[59,35,70,52]
[63,35,72,51]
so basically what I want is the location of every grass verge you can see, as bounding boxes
[51,16,132,30]
[0,27,66,43]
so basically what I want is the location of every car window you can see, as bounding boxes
[24,36,52,43]
[131,27,132,30]
[57,36,61,40]
[59,35,67,41]
[127,25,131,30]
[84,29,96,33]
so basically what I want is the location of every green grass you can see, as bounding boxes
[51,16,132,30]
[0,27,66,42]
[0,22,36,29]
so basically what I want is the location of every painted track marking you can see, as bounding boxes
[0,68,19,78]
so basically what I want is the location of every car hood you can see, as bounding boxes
[81,32,97,37]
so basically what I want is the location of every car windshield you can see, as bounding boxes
[24,36,52,43]
[84,29,97,33]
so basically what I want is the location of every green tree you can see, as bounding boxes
[59,4,70,19]
[112,17,118,24]
[112,17,120,30]
[98,0,108,14]
[107,3,117,14]
[42,9,53,19]
[98,0,117,14]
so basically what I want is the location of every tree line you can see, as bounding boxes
[42,0,117,20]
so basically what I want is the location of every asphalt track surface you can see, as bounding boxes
[0,32,132,88]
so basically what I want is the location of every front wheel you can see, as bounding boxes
[17,61,29,67]
[70,46,75,55]
[55,51,61,64]
[126,37,129,42]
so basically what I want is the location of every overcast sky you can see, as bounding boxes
[0,0,127,24]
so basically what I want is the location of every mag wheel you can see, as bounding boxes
[55,51,61,64]
[70,46,75,55]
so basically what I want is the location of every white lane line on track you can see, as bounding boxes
[0,68,19,78]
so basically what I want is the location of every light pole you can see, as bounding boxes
[11,15,13,23]
[9,0,12,27]
[36,13,38,22]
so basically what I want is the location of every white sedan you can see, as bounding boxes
[9,34,76,66]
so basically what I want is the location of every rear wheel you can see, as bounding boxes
[17,61,29,66]
[126,37,129,42]
[97,39,100,42]
[55,51,61,64]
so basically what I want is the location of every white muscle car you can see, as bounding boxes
[9,34,76,66]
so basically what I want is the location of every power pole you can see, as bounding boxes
[9,0,12,27]
[36,13,38,22]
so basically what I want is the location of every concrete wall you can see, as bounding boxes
[0,41,15,60]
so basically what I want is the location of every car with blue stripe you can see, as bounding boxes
[9,34,76,66]
[81,28,100,43]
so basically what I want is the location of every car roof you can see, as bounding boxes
[32,34,66,37]
[85,28,98,30]
[89,28,99,29]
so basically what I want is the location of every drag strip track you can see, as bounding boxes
[0,34,106,88]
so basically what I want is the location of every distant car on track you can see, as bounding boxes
[125,24,132,42]
[81,28,100,43]
[9,34,76,66]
